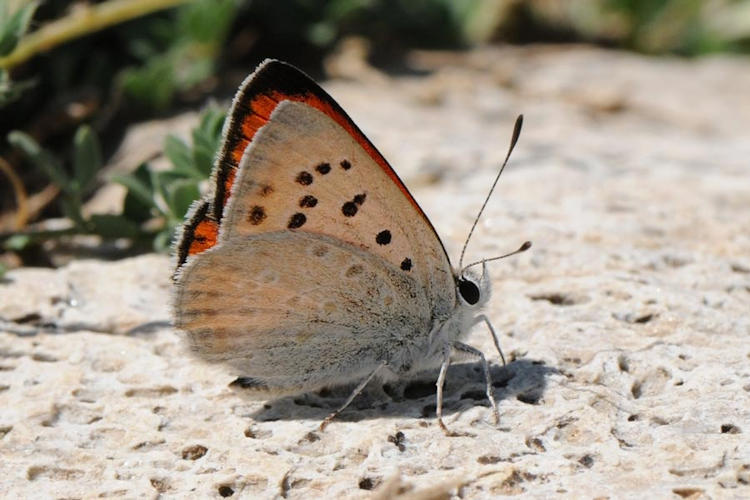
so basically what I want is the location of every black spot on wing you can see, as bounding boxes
[296,171,313,185]
[342,201,358,217]
[248,206,266,225]
[299,195,318,208]
[288,213,306,229]
[376,230,392,245]
[341,192,366,217]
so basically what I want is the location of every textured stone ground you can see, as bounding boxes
[1,46,749,498]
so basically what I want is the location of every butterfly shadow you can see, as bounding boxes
[238,358,559,425]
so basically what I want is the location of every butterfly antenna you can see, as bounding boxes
[458,114,524,270]
[462,240,531,272]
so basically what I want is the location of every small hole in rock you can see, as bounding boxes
[631,381,642,399]
[304,432,320,442]
[477,455,502,465]
[673,488,704,498]
[516,392,540,405]
[525,437,545,452]
[460,390,487,401]
[150,478,168,493]
[529,293,578,306]
[293,398,323,408]
[492,370,514,388]
[181,444,207,460]
[358,477,379,490]
[628,414,640,422]
[578,455,594,468]
[218,485,234,497]
[404,380,435,400]
[721,424,741,434]
[388,431,405,451]
[617,355,629,372]
[634,314,654,324]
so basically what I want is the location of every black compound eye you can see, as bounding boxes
[458,278,480,305]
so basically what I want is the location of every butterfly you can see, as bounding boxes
[173,59,527,435]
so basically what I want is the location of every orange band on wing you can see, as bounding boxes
[187,219,219,256]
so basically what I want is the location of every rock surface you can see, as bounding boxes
[1,46,749,498]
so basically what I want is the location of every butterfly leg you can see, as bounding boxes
[435,343,454,435]
[319,361,386,431]
[476,314,506,366]
[452,341,500,425]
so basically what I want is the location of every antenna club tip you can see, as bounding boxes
[520,241,532,251]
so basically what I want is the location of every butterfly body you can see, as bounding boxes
[174,60,512,432]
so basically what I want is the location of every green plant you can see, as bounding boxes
[0,0,38,106]
[4,105,224,252]
[112,105,225,250]
[119,0,238,110]
[8,124,105,232]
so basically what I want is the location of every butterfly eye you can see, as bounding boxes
[458,278,480,305]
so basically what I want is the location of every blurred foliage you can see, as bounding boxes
[495,0,750,55]
[112,105,225,251]
[0,1,38,56]
[4,106,224,252]
[8,123,115,234]
[119,0,236,110]
[0,0,749,265]
[0,0,38,106]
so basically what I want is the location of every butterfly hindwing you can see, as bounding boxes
[175,231,433,393]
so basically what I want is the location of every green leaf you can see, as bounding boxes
[89,214,139,239]
[8,130,71,191]
[0,69,35,107]
[191,106,225,176]
[72,125,102,195]
[164,134,197,176]
[178,0,236,45]
[118,163,156,223]
[59,196,86,229]
[167,179,200,220]
[153,227,175,253]
[4,233,31,251]
[0,2,38,56]
[150,169,171,215]
[120,57,176,110]
[111,169,157,211]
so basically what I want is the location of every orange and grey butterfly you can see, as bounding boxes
[173,59,516,434]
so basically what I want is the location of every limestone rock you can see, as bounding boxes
[1,46,749,498]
